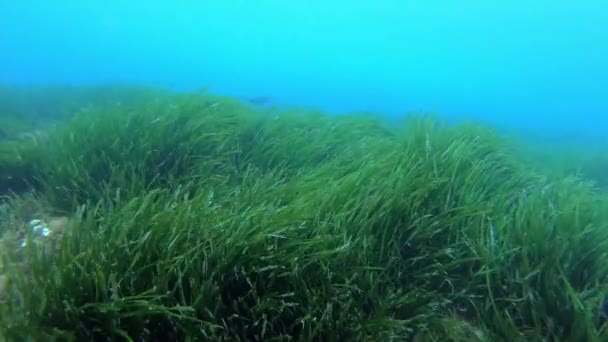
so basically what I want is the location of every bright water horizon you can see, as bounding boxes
[1,1,606,141]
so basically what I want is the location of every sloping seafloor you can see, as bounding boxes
[0,85,607,341]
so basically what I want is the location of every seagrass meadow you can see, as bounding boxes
[0,85,608,341]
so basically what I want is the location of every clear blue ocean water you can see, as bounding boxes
[1,1,606,141]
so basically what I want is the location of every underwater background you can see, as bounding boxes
[2,1,607,138]
[1,1,608,341]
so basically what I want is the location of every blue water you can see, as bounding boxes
[1,1,606,140]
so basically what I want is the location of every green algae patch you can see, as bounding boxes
[0,86,607,341]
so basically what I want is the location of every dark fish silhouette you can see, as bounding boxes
[245,96,274,106]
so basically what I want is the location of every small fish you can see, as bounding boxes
[245,96,274,106]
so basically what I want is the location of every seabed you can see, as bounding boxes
[0,85,607,341]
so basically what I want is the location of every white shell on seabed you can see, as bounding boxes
[28,219,43,227]
[32,224,46,232]
[19,219,53,248]
[28,218,52,237]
